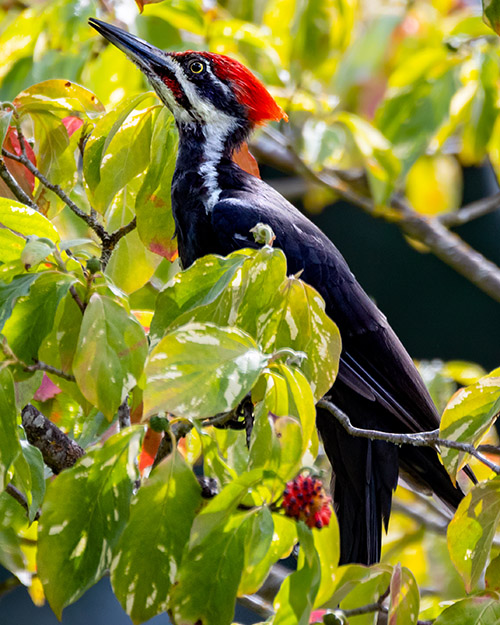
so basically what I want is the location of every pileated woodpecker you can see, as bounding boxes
[89,18,466,565]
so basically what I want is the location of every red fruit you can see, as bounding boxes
[282,475,332,529]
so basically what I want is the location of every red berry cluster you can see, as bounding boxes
[282,475,332,529]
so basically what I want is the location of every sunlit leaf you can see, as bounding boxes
[376,66,457,176]
[260,277,341,400]
[406,155,462,217]
[91,107,155,212]
[434,595,500,624]
[14,79,104,118]
[143,322,268,420]
[0,198,59,242]
[448,476,500,592]
[335,112,400,205]
[312,513,340,608]
[0,368,22,488]
[111,450,201,624]
[388,563,420,625]
[37,427,144,618]
[2,271,74,363]
[135,107,178,260]
[272,522,321,625]
[238,514,297,596]
[439,371,500,479]
[73,293,148,419]
[83,92,154,193]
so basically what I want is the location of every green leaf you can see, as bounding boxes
[0,198,59,242]
[434,595,500,624]
[335,112,400,206]
[0,108,13,146]
[238,513,297,596]
[250,364,318,484]
[15,79,104,117]
[312,513,340,608]
[16,440,45,523]
[143,322,268,420]
[151,246,286,344]
[486,554,500,592]
[0,492,29,581]
[150,251,255,345]
[461,49,499,166]
[37,427,144,618]
[0,368,22,488]
[439,371,500,479]
[447,476,500,592]
[388,563,420,625]
[260,277,341,400]
[111,450,201,624]
[0,273,39,332]
[483,0,500,35]
[73,293,148,419]
[83,92,154,193]
[91,107,155,212]
[169,511,252,625]
[104,186,161,294]
[3,271,74,363]
[323,563,392,610]
[30,110,70,179]
[272,522,321,625]
[376,66,457,176]
[135,107,178,260]
[189,468,266,548]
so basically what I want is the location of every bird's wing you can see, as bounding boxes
[212,188,441,435]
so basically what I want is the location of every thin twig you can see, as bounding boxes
[69,285,86,314]
[2,148,107,240]
[0,158,38,209]
[5,483,40,521]
[22,360,76,382]
[439,192,500,228]
[317,398,500,474]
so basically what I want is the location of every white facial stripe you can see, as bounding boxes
[199,112,237,213]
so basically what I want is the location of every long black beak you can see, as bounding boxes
[88,18,169,73]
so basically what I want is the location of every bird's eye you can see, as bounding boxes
[189,61,205,74]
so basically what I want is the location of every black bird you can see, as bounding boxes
[89,18,465,565]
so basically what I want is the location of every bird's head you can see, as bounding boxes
[89,18,287,141]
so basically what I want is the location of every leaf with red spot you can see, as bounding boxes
[134,0,163,12]
[62,116,84,137]
[135,108,178,261]
[14,80,104,119]
[0,127,36,200]
[34,374,62,402]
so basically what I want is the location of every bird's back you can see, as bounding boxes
[173,157,463,564]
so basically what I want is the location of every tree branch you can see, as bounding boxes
[253,131,500,303]
[21,404,84,474]
[317,398,500,474]
[0,158,38,210]
[2,147,107,240]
